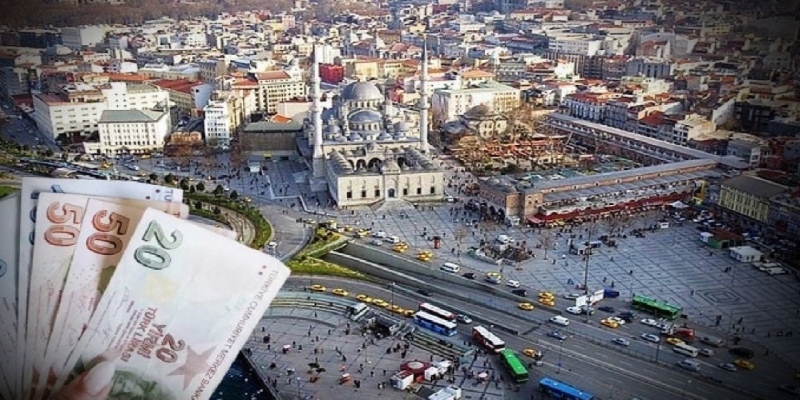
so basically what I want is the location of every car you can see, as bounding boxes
[563,293,581,300]
[612,337,630,346]
[388,304,404,313]
[403,309,415,317]
[641,333,660,343]
[309,284,326,292]
[640,318,659,327]
[332,288,349,297]
[523,348,542,359]
[598,306,615,313]
[677,359,701,372]
[518,302,535,311]
[538,298,556,307]
[565,306,583,315]
[618,311,635,319]
[609,317,627,326]
[457,314,473,324]
[417,289,432,296]
[734,359,755,370]
[580,305,595,315]
[372,231,386,238]
[718,362,737,372]
[666,337,684,346]
[600,319,619,329]
[655,322,671,331]
[355,294,373,302]
[617,314,634,323]
[372,298,389,307]
[699,348,715,357]
[385,236,401,244]
[370,238,383,246]
[512,289,528,297]
[729,347,755,359]
[779,384,800,395]
[463,272,477,280]
[548,330,568,341]
[506,279,521,288]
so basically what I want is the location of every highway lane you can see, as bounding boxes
[282,276,754,400]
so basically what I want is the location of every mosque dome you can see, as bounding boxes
[394,121,411,133]
[325,124,341,135]
[349,109,383,124]
[342,81,383,101]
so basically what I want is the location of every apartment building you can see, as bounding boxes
[718,175,787,224]
[203,92,248,148]
[86,109,171,155]
[561,93,620,123]
[431,81,520,123]
[32,81,168,140]
[547,38,603,56]
[253,70,306,114]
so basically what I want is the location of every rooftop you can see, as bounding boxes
[722,175,787,199]
[98,109,166,123]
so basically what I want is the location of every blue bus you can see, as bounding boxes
[413,311,458,336]
[539,377,594,400]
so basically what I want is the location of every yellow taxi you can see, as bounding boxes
[332,288,349,297]
[538,291,555,300]
[372,298,389,307]
[734,359,755,370]
[355,294,373,303]
[417,254,432,262]
[518,302,535,311]
[418,250,433,256]
[665,337,684,346]
[309,284,326,292]
[344,225,354,232]
[388,304,404,314]
[538,298,555,307]
[600,319,619,329]
[404,309,416,318]
[523,348,542,358]
[393,243,409,253]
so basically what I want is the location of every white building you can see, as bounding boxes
[86,109,171,155]
[547,38,603,56]
[431,81,520,123]
[60,26,107,49]
[203,100,234,147]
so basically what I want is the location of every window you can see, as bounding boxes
[361,190,367,198]
[430,187,436,194]
[416,187,422,195]
[375,189,380,197]
[403,188,408,196]
[346,191,352,199]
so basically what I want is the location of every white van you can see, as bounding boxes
[440,262,461,273]
[677,359,701,372]
[549,316,570,326]
[673,343,699,358]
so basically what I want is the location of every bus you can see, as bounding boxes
[538,377,594,400]
[631,294,682,320]
[500,349,528,383]
[673,342,699,358]
[419,303,456,322]
[471,326,505,353]
[413,311,458,336]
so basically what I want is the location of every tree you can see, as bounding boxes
[164,173,177,185]
[213,185,224,196]
[196,182,206,192]
[149,173,158,183]
[189,185,196,193]
[194,200,203,210]
[538,231,555,260]
[44,149,54,157]
[213,206,221,215]
[179,178,189,190]
[229,190,239,200]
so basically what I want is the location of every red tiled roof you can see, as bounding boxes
[152,79,202,94]
[254,71,290,81]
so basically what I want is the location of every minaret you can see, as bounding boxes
[418,37,430,152]
[311,44,325,179]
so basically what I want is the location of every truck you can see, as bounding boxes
[662,324,695,343]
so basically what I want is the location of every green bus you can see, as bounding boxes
[631,295,682,320]
[500,349,529,383]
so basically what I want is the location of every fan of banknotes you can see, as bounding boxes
[0,177,291,400]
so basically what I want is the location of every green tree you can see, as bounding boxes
[149,173,158,182]
[164,173,177,184]
[189,185,196,193]
[194,200,203,210]
[213,206,221,215]
[44,149,54,157]
[213,185,224,196]
[229,190,239,200]
[196,182,205,192]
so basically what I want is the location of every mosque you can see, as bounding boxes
[301,45,445,207]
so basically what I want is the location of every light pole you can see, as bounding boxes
[654,338,662,364]
[296,376,302,400]
[390,282,395,308]
[582,222,594,323]
[556,338,566,374]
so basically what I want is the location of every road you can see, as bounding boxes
[284,275,758,400]
[0,102,60,151]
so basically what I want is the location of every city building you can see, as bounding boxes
[85,108,171,155]
[431,81,520,124]
[300,45,444,207]
[718,175,787,224]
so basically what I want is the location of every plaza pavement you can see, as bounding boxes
[246,306,506,400]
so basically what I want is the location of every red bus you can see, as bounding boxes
[419,302,456,322]
[472,326,505,353]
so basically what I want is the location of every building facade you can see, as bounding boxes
[717,175,787,223]
[431,81,520,124]
[86,109,171,155]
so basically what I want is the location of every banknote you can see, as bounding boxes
[17,178,182,398]
[54,208,290,399]
[0,192,19,400]
[37,198,188,399]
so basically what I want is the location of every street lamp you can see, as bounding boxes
[390,282,395,308]
[296,376,302,400]
[654,338,662,364]
[556,338,566,374]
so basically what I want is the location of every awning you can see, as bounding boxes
[527,217,543,224]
